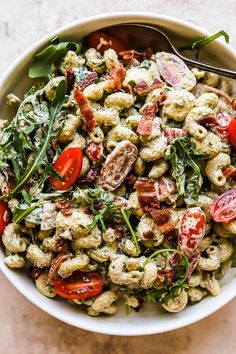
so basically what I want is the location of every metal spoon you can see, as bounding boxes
[104,23,236,79]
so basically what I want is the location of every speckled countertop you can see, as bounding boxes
[1,1,236,353]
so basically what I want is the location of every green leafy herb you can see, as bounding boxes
[120,208,140,254]
[0,80,67,200]
[140,60,151,69]
[145,248,189,303]
[13,202,43,223]
[166,137,208,204]
[179,30,229,52]
[73,188,140,252]
[146,282,189,303]
[29,36,82,78]
[231,259,236,267]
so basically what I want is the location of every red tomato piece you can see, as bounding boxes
[179,207,206,256]
[54,271,103,300]
[178,207,206,275]
[228,119,236,148]
[211,189,236,223]
[49,148,82,190]
[86,140,103,163]
[87,31,125,54]
[0,200,10,235]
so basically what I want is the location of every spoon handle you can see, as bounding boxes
[177,53,236,79]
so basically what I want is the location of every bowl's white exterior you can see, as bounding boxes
[0,12,236,336]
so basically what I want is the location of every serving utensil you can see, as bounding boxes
[105,24,236,79]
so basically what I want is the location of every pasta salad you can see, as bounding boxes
[0,30,236,316]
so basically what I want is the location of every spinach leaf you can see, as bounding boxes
[29,36,82,78]
[166,137,208,204]
[179,30,229,52]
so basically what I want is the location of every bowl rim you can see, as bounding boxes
[0,11,236,336]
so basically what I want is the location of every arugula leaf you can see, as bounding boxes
[73,188,140,252]
[13,202,42,223]
[166,137,208,204]
[120,208,140,254]
[145,249,189,303]
[179,30,229,52]
[0,80,67,199]
[29,36,82,78]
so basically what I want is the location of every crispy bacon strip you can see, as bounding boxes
[157,252,181,285]
[110,62,126,90]
[147,207,175,234]
[135,79,163,97]
[155,177,177,202]
[137,103,157,137]
[79,167,100,183]
[163,127,188,144]
[135,177,177,211]
[66,69,75,91]
[119,49,152,66]
[80,72,98,91]
[134,178,159,210]
[74,87,97,132]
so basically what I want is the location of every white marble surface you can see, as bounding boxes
[0,0,236,353]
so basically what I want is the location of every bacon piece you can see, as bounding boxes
[86,140,103,163]
[119,49,152,66]
[28,266,43,280]
[147,208,170,226]
[80,72,98,91]
[155,177,177,202]
[157,252,181,285]
[121,83,133,94]
[114,224,124,241]
[79,167,100,183]
[134,178,159,210]
[66,69,75,91]
[198,115,217,128]
[147,207,175,234]
[134,177,176,211]
[55,198,73,216]
[232,98,236,111]
[48,253,71,282]
[137,103,157,137]
[135,79,163,97]
[74,87,97,132]
[163,127,188,144]
[223,166,236,180]
[109,62,126,91]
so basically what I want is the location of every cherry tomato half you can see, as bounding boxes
[87,31,125,54]
[228,119,236,149]
[54,271,103,300]
[178,207,206,255]
[0,200,10,235]
[49,148,82,190]
[211,188,236,223]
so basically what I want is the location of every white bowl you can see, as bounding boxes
[0,12,236,336]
